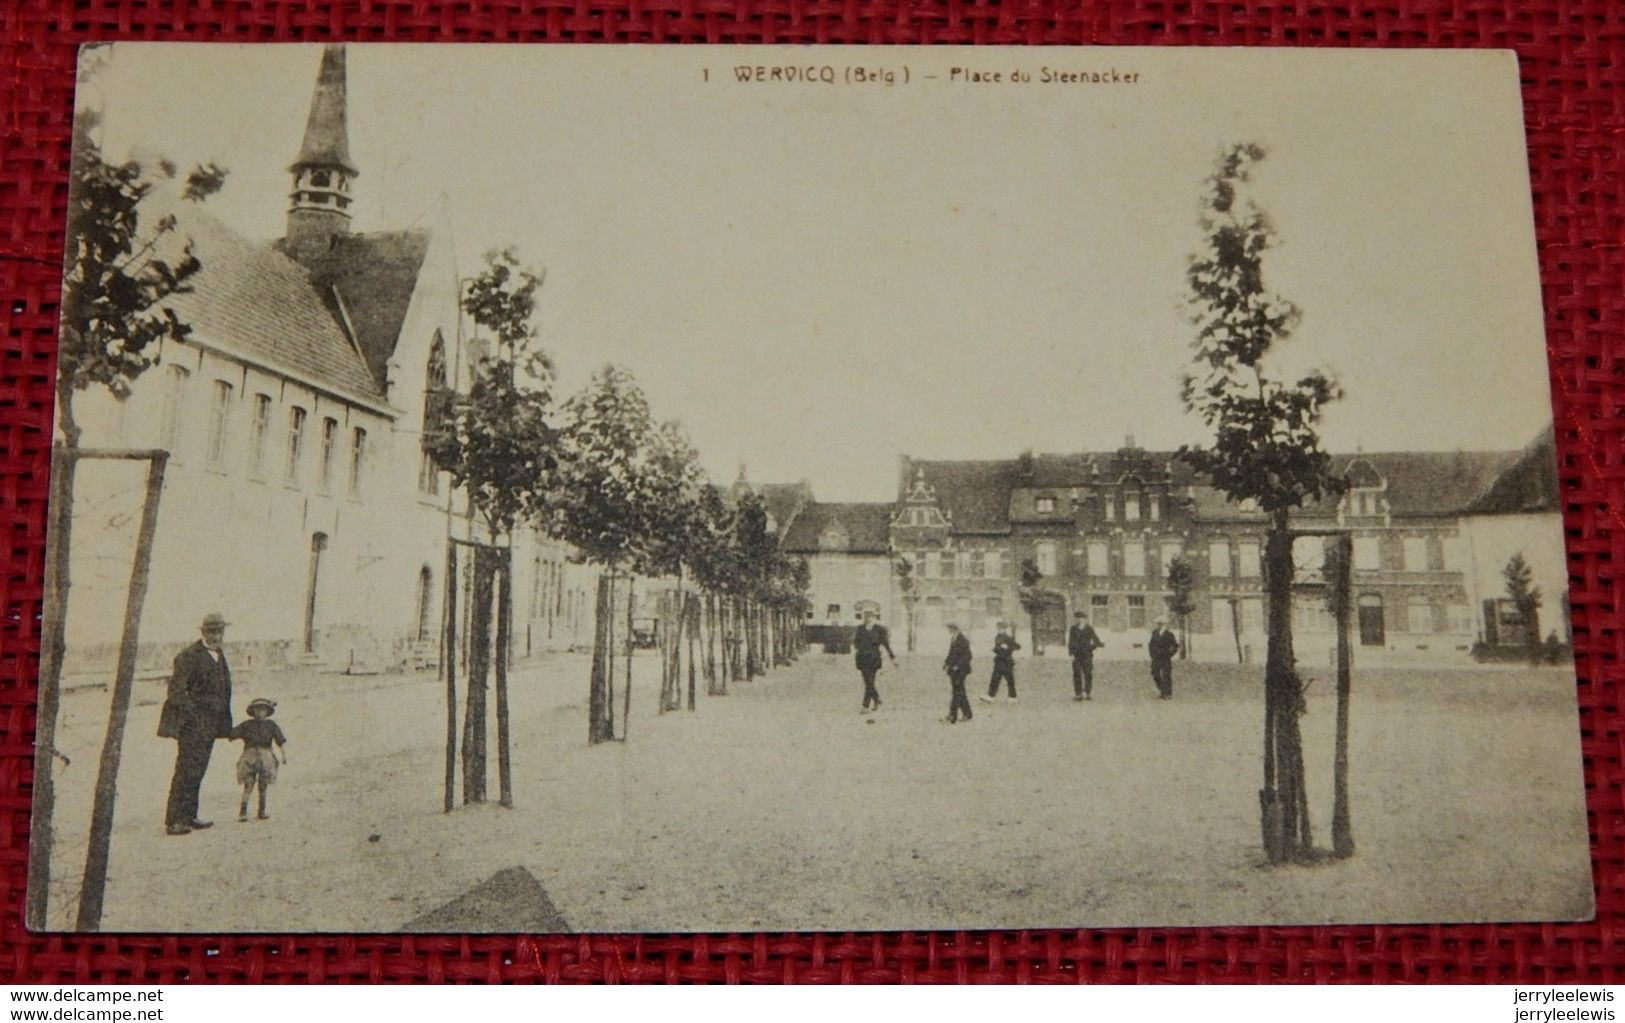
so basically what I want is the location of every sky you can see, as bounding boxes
[84,44,1555,501]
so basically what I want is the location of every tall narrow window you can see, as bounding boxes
[248,394,272,478]
[319,417,338,491]
[350,427,368,497]
[420,335,447,495]
[1148,493,1161,521]
[1123,541,1145,577]
[159,364,190,456]
[1086,541,1109,576]
[1128,594,1147,629]
[984,550,1002,579]
[205,380,233,470]
[1238,541,1262,578]
[285,406,307,484]
[1035,541,1057,577]
[1209,540,1232,578]
[1124,489,1141,522]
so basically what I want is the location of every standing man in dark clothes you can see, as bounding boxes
[158,611,235,835]
[1068,609,1105,701]
[942,622,973,723]
[980,620,1022,704]
[1148,616,1180,700]
[852,609,896,712]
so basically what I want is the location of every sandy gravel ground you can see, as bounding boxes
[38,647,1593,932]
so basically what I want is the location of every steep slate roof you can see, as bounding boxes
[152,195,388,407]
[287,230,432,389]
[782,502,894,554]
[901,458,1022,534]
[1310,450,1521,517]
[1465,427,1560,515]
[903,445,1532,530]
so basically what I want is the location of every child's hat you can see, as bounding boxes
[246,697,277,716]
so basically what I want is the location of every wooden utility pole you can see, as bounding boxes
[70,449,168,932]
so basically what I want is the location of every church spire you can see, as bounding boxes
[284,44,358,259]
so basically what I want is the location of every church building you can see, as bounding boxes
[61,45,592,675]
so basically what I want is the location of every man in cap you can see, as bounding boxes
[1148,616,1180,700]
[980,620,1022,704]
[157,612,235,834]
[1067,609,1105,701]
[942,622,973,723]
[852,608,897,712]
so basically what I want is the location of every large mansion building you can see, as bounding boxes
[786,432,1568,664]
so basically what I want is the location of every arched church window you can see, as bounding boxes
[419,334,448,495]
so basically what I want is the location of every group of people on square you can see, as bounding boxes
[849,607,1183,721]
[158,611,289,835]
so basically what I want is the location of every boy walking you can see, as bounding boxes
[981,621,1022,703]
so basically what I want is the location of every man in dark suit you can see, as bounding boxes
[1148,616,1180,700]
[158,611,235,834]
[1068,609,1105,701]
[980,621,1022,703]
[942,622,973,723]
[852,609,896,712]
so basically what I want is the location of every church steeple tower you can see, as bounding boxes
[284,44,359,259]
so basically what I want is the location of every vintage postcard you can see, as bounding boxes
[31,43,1590,932]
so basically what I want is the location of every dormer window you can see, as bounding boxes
[1036,495,1057,514]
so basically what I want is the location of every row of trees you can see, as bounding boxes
[423,254,811,769]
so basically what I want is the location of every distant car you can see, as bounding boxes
[629,617,659,649]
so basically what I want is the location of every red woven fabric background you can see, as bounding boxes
[1,0,1622,985]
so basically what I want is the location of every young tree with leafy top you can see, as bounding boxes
[31,112,226,929]
[1166,555,1196,659]
[893,553,918,653]
[1178,142,1346,864]
[422,248,556,804]
[1018,557,1046,655]
[548,365,665,744]
[1503,552,1543,662]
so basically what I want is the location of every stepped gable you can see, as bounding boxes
[151,194,387,407]
[782,502,894,554]
[900,458,1021,534]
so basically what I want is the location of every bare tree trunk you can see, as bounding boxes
[588,572,614,744]
[27,441,73,929]
[706,592,725,696]
[495,546,513,809]
[76,454,166,932]
[1331,533,1355,857]
[1230,597,1244,664]
[686,592,699,711]
[443,543,458,811]
[622,575,636,741]
[463,546,494,803]
[1262,514,1311,862]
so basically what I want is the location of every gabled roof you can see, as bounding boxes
[1310,450,1521,517]
[1465,426,1560,515]
[902,445,1534,531]
[151,194,388,408]
[782,502,894,555]
[285,230,432,389]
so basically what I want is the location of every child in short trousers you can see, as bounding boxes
[231,697,288,821]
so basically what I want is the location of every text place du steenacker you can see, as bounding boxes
[712,64,1143,85]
